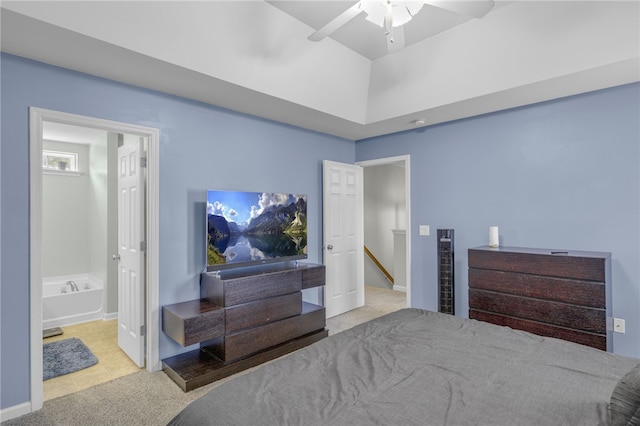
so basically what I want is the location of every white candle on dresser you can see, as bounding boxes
[489,226,499,248]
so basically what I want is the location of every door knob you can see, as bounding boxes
[112,254,121,261]
[327,245,334,250]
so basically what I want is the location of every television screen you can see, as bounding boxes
[206,190,308,271]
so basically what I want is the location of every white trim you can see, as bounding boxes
[29,108,44,412]
[103,312,118,321]
[146,125,162,371]
[42,170,83,177]
[356,155,411,308]
[28,108,161,414]
[0,402,32,422]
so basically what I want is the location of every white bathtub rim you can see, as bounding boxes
[43,273,104,288]
[42,273,105,330]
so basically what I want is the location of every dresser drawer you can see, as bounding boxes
[162,300,224,347]
[301,264,325,289]
[201,268,302,306]
[469,289,605,334]
[225,292,302,333]
[469,310,607,350]
[468,248,608,281]
[468,268,605,308]
[203,303,325,362]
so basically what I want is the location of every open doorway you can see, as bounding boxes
[358,155,411,310]
[322,156,410,320]
[29,108,160,412]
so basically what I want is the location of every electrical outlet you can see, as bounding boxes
[419,225,430,236]
[613,318,625,334]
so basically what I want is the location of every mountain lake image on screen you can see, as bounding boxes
[206,190,308,271]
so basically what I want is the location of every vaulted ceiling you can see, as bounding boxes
[1,1,638,140]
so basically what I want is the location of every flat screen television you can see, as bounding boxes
[206,190,308,271]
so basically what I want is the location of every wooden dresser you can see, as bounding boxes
[162,262,327,391]
[468,246,612,351]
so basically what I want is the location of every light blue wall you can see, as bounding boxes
[356,83,640,359]
[2,52,639,412]
[0,54,355,409]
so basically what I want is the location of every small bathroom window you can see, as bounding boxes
[42,150,78,172]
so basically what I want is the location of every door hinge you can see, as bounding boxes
[140,241,147,252]
[140,156,147,168]
[140,325,146,336]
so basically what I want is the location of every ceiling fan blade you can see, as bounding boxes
[308,1,364,42]
[384,1,394,34]
[425,0,495,18]
[387,25,405,54]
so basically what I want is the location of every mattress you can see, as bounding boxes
[169,308,639,425]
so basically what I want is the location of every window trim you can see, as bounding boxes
[42,149,79,173]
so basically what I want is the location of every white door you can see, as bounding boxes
[117,134,145,367]
[323,160,364,318]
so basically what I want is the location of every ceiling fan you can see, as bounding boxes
[308,0,496,54]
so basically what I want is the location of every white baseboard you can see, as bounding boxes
[0,401,32,422]
[103,312,118,321]
[392,284,407,293]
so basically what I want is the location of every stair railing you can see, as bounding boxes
[364,245,394,284]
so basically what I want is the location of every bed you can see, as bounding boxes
[169,308,640,425]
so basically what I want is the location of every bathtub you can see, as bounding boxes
[42,274,104,329]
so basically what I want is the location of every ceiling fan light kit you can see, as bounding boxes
[361,1,425,28]
[308,0,496,54]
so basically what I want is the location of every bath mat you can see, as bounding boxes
[43,337,98,380]
[43,327,63,339]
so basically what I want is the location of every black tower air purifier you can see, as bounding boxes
[437,229,454,315]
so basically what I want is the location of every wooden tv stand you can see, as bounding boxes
[161,262,327,391]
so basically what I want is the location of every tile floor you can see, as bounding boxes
[42,319,142,401]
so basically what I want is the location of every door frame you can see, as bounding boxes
[29,107,161,412]
[356,155,411,308]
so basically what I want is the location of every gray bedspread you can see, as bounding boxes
[168,308,639,426]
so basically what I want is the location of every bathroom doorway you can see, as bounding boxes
[29,108,160,411]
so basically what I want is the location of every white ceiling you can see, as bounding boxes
[268,1,503,60]
[43,122,107,146]
[1,1,639,141]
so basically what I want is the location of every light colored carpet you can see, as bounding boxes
[2,287,405,426]
[327,285,407,335]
